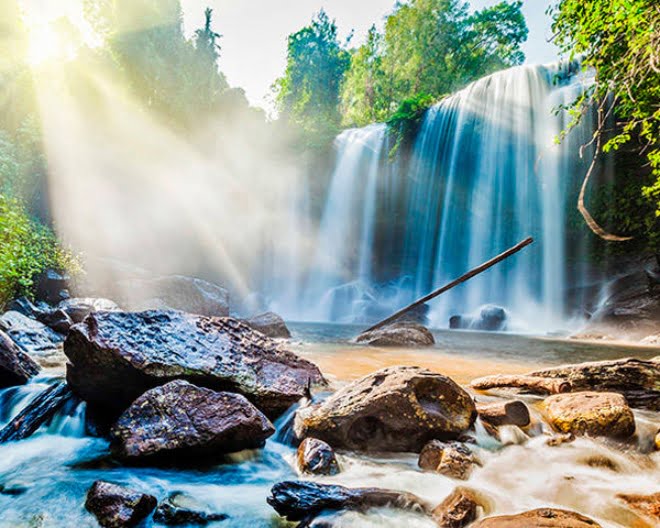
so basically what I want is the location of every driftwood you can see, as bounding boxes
[0,381,73,443]
[476,400,531,427]
[471,375,571,395]
[364,237,534,333]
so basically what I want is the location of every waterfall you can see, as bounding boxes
[278,62,597,330]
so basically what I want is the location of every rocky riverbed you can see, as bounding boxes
[0,274,658,527]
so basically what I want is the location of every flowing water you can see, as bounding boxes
[277,62,604,332]
[0,327,658,527]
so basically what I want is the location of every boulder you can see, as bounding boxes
[0,330,40,388]
[355,322,435,347]
[294,366,476,452]
[0,311,64,358]
[449,305,508,332]
[244,312,291,338]
[6,297,46,319]
[471,508,601,527]
[418,440,475,480]
[36,309,73,335]
[58,297,120,323]
[110,380,275,459]
[544,392,635,439]
[432,488,483,528]
[153,493,228,525]
[617,492,660,523]
[296,437,340,476]
[120,275,229,317]
[35,269,70,305]
[64,310,325,417]
[85,480,157,528]
[476,400,530,427]
[267,481,429,523]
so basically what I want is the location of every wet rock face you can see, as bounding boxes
[450,305,507,332]
[471,508,601,527]
[418,440,475,480]
[0,330,40,388]
[85,480,157,528]
[296,437,340,476]
[355,322,435,347]
[267,481,429,523]
[58,297,120,324]
[617,492,660,523]
[153,493,228,525]
[244,312,291,339]
[294,366,476,452]
[110,380,275,459]
[432,488,482,528]
[64,310,325,418]
[0,311,64,359]
[544,391,635,439]
[35,269,70,305]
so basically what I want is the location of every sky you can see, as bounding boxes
[181,0,560,109]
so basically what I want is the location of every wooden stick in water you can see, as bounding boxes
[364,236,534,333]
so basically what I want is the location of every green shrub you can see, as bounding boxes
[0,195,81,308]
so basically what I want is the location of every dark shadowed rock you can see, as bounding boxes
[418,440,476,480]
[153,493,228,525]
[0,311,64,359]
[294,366,476,452]
[110,380,274,459]
[0,330,40,388]
[449,305,508,332]
[544,392,635,439]
[120,275,229,316]
[296,437,340,475]
[58,298,120,324]
[433,487,484,528]
[6,297,45,319]
[64,310,325,417]
[244,312,291,338]
[267,481,430,523]
[36,309,73,334]
[355,322,435,347]
[35,269,70,305]
[471,508,601,527]
[85,480,157,528]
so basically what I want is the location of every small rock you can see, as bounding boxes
[110,380,275,460]
[153,493,228,525]
[449,305,508,332]
[476,400,530,427]
[294,366,476,452]
[545,432,575,447]
[0,330,40,388]
[544,391,636,439]
[617,492,660,523]
[471,508,601,527]
[432,487,485,528]
[267,481,429,523]
[244,312,291,338]
[418,440,475,480]
[355,322,434,347]
[36,309,73,334]
[297,438,340,476]
[35,269,70,304]
[580,455,619,471]
[58,297,120,323]
[85,480,157,528]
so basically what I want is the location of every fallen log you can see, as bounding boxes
[471,375,571,395]
[0,381,73,443]
[364,237,534,333]
[476,400,531,427]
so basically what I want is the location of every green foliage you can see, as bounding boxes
[386,93,436,159]
[341,0,528,127]
[0,195,80,308]
[550,0,660,221]
[274,10,351,147]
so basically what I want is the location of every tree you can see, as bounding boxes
[550,0,660,242]
[340,0,528,127]
[274,10,351,145]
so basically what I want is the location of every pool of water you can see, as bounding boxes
[0,325,657,527]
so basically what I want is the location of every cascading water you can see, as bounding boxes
[286,61,597,330]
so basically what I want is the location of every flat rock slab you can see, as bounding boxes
[110,380,274,459]
[64,310,325,417]
[356,322,435,347]
[472,508,601,527]
[544,391,635,439]
[0,330,40,388]
[294,366,476,452]
[0,311,63,359]
[85,480,157,528]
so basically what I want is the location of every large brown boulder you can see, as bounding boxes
[294,366,476,452]
[543,392,635,439]
[110,380,275,460]
[64,310,324,418]
[0,330,40,388]
[85,480,157,528]
[244,312,291,338]
[356,322,435,347]
[472,508,601,527]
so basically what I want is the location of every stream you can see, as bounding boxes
[0,325,658,527]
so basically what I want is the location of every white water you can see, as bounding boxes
[277,62,600,330]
